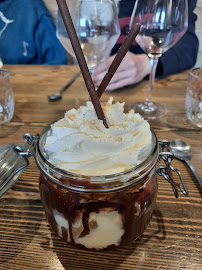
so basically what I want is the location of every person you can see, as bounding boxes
[92,0,199,91]
[0,0,67,65]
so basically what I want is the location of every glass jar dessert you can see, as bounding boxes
[35,124,158,250]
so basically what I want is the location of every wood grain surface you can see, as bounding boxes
[0,65,201,270]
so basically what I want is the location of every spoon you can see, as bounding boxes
[48,72,80,102]
[169,139,202,189]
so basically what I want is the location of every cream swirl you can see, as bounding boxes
[44,97,152,176]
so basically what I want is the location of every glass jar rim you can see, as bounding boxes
[0,69,10,80]
[35,122,159,192]
[189,67,202,81]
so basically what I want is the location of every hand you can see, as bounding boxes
[93,52,150,91]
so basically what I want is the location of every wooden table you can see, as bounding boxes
[0,65,202,270]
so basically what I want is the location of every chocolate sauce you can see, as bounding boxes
[39,165,157,250]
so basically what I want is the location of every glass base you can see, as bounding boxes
[187,113,202,128]
[129,102,167,120]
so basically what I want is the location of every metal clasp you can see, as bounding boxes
[14,133,39,173]
[157,139,188,198]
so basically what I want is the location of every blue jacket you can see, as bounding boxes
[112,0,199,77]
[0,0,67,64]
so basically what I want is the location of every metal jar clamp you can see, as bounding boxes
[157,139,188,198]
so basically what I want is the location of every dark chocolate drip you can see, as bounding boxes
[39,168,157,250]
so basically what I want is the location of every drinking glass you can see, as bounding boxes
[130,0,188,119]
[186,67,202,128]
[0,69,14,125]
[56,0,120,75]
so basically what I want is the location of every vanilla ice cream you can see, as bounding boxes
[53,207,124,250]
[44,97,152,176]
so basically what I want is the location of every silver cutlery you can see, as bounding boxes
[169,139,202,189]
[48,72,80,102]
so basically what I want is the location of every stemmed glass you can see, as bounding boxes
[130,0,188,119]
[56,0,120,75]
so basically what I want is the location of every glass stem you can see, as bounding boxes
[89,68,98,90]
[145,56,159,109]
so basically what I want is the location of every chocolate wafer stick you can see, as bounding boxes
[97,23,140,98]
[56,0,108,128]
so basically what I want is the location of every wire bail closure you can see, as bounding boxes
[14,133,39,173]
[157,139,188,198]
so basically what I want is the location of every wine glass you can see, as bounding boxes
[56,0,120,75]
[130,0,188,119]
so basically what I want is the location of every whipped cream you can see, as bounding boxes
[44,97,152,176]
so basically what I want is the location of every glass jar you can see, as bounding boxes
[35,124,159,250]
